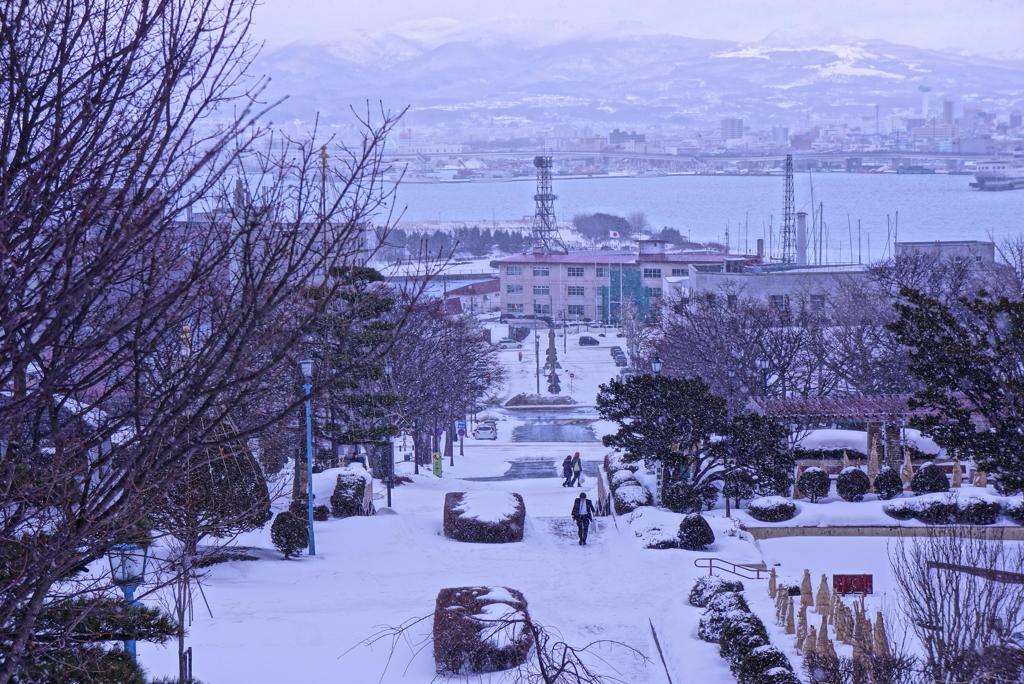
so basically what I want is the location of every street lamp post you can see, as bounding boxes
[107,542,149,661]
[534,330,540,394]
[651,354,663,375]
[300,358,316,556]
[383,360,395,507]
[759,357,769,394]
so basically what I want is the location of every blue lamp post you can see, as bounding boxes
[300,358,316,556]
[107,542,149,660]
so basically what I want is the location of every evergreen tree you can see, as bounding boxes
[889,288,1024,492]
[714,414,793,507]
[597,375,727,475]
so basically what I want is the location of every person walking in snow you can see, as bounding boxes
[570,452,583,487]
[571,492,596,545]
[561,455,573,487]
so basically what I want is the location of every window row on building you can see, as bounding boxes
[507,284,589,296]
[506,303,590,316]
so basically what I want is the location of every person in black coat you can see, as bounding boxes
[570,492,596,545]
[561,455,573,487]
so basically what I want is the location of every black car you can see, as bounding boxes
[579,336,600,346]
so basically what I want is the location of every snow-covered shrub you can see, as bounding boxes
[882,501,916,521]
[744,667,800,684]
[678,514,715,551]
[873,467,903,500]
[663,479,718,513]
[884,494,959,524]
[737,645,794,684]
[689,576,744,608]
[697,592,750,642]
[433,586,533,675]
[955,496,1001,525]
[719,612,770,667]
[613,483,652,513]
[443,492,526,543]
[330,467,369,518]
[270,511,307,559]
[312,505,329,521]
[604,452,639,475]
[746,497,797,522]
[911,462,948,494]
[611,469,639,489]
[1006,498,1024,525]
[627,508,680,549]
[836,467,870,502]
[798,468,830,503]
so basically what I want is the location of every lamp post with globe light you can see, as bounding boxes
[107,542,149,661]
[650,354,663,375]
[300,358,316,556]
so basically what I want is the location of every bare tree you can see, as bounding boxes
[0,1,410,679]
[889,527,1024,684]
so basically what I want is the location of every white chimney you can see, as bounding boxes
[796,211,808,265]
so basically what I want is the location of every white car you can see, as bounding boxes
[472,424,498,440]
[496,339,522,350]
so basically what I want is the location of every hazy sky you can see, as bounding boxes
[253,0,1024,55]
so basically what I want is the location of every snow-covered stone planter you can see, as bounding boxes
[443,491,525,543]
[613,482,652,513]
[746,496,797,523]
[330,465,370,518]
[433,586,533,676]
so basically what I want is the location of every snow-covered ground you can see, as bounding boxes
[136,323,1016,683]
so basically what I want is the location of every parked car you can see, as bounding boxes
[579,335,599,346]
[619,368,637,378]
[472,423,497,440]
[496,339,522,350]
[614,358,628,367]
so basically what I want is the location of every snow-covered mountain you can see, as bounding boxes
[254,32,1024,131]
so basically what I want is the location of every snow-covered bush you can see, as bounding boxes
[882,500,916,521]
[627,508,680,549]
[743,666,800,684]
[798,467,830,503]
[873,466,903,500]
[312,505,329,521]
[883,493,976,524]
[613,483,652,513]
[689,576,744,608]
[433,586,533,675]
[697,592,750,643]
[737,645,795,684]
[911,462,948,494]
[955,496,1001,525]
[604,451,639,475]
[678,514,715,551]
[443,492,526,543]
[270,511,307,559]
[611,469,639,488]
[836,467,870,502]
[663,479,718,513]
[719,612,770,668]
[1006,499,1024,525]
[746,497,797,523]
[330,467,369,518]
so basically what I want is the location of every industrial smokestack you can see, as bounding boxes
[796,211,808,265]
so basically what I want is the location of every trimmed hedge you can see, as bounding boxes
[956,498,1001,525]
[697,592,750,642]
[433,586,533,675]
[312,505,330,522]
[613,483,653,513]
[836,468,870,502]
[737,646,795,684]
[330,468,369,518]
[746,497,797,523]
[911,462,948,494]
[443,492,526,543]
[689,576,744,608]
[798,468,829,503]
[873,467,903,500]
[663,479,718,513]
[883,495,1001,525]
[719,612,770,670]
[1007,499,1024,525]
[270,511,307,559]
[678,514,715,551]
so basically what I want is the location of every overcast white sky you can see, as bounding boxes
[253,0,1024,55]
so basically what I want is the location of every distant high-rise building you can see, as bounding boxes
[771,126,790,147]
[721,117,744,140]
[1011,111,1023,129]
[608,128,645,145]
[943,99,955,125]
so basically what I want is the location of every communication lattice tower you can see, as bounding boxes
[780,154,795,264]
[531,156,568,254]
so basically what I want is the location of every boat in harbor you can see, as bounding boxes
[970,157,1024,191]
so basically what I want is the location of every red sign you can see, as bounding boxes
[833,574,873,595]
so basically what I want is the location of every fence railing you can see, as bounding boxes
[694,557,769,579]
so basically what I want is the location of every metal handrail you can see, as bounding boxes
[694,557,769,579]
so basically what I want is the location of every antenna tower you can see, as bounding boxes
[531,156,568,254]
[780,154,795,264]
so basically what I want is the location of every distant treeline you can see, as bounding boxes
[374,226,531,260]
[572,212,721,251]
